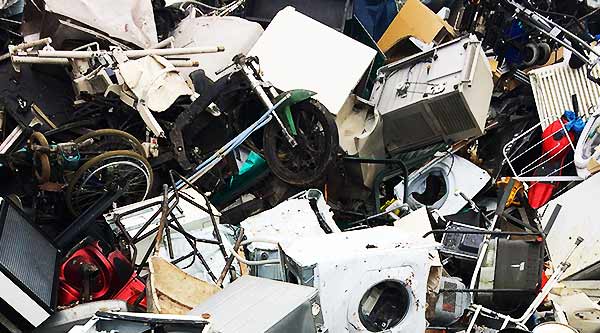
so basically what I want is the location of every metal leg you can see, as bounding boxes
[466,305,482,333]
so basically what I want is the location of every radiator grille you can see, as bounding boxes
[0,203,57,307]
[530,63,600,129]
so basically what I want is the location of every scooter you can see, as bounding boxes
[170,54,339,187]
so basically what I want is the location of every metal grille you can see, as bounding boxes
[530,63,600,129]
[429,93,473,133]
[0,204,57,307]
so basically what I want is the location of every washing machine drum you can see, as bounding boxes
[345,268,427,333]
[397,155,490,217]
[405,166,452,212]
[357,281,411,331]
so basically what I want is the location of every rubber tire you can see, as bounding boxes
[73,129,146,157]
[536,43,552,66]
[66,150,153,216]
[29,132,51,184]
[522,43,539,67]
[262,98,339,186]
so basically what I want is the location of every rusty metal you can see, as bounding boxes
[216,228,245,287]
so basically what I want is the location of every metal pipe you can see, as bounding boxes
[31,46,224,59]
[9,38,52,53]
[439,288,537,293]
[12,55,199,67]
[151,37,175,49]
[11,56,69,65]
[422,230,542,237]
[153,185,170,256]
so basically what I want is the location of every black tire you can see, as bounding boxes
[536,43,551,65]
[262,98,339,186]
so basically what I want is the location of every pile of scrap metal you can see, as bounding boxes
[2,0,600,332]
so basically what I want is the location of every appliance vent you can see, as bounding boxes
[429,93,473,134]
[530,63,600,129]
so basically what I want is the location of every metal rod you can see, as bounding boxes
[422,230,542,237]
[439,288,537,293]
[216,228,245,287]
[31,46,224,59]
[8,38,52,52]
[151,37,175,49]
[153,185,170,256]
[11,55,199,67]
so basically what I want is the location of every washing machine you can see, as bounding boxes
[394,154,490,217]
[281,226,440,332]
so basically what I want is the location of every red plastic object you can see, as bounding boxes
[528,182,556,209]
[112,275,147,310]
[58,240,140,306]
[528,117,575,209]
[541,117,575,162]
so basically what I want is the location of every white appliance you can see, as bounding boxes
[241,189,340,281]
[394,154,491,216]
[540,172,600,280]
[281,226,440,332]
[371,34,493,153]
[190,276,326,333]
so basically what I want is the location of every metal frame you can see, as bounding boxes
[112,170,228,283]
[503,117,584,182]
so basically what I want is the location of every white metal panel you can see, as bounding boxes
[242,191,339,252]
[0,270,49,327]
[248,6,377,115]
[530,62,600,129]
[539,172,600,279]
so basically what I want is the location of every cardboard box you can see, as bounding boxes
[377,0,456,59]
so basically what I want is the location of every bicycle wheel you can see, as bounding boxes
[66,150,153,216]
[263,98,339,186]
[73,129,146,159]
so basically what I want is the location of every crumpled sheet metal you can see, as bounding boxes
[43,0,158,48]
